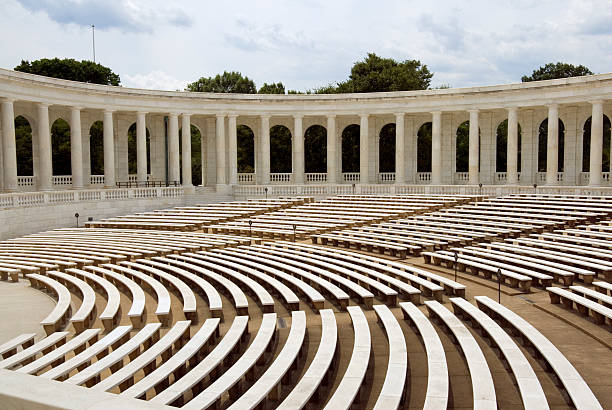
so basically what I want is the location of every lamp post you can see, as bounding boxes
[75,212,80,228]
[264,187,268,199]
[533,183,537,195]
[478,182,483,197]
[352,183,356,194]
[497,268,502,304]
[248,219,252,237]
[293,224,297,243]
[454,251,458,282]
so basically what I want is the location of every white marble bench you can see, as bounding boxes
[570,285,612,309]
[47,271,97,333]
[0,332,69,370]
[26,273,72,335]
[0,333,36,359]
[593,281,612,296]
[547,287,612,327]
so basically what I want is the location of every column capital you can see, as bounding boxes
[505,106,519,112]
[326,114,337,119]
[37,102,50,109]
[103,109,115,114]
[168,112,179,118]
[430,110,442,116]
[546,103,559,109]
[590,99,604,106]
[227,114,238,119]
[136,111,148,116]
[71,106,83,112]
[394,112,405,118]
[358,113,369,119]
[293,114,304,120]
[467,109,479,114]
[215,113,226,119]
[260,114,271,120]
[1,97,15,104]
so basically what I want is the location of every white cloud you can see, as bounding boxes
[122,71,188,91]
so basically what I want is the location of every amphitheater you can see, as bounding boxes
[0,69,611,409]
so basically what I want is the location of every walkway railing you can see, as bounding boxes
[90,175,105,185]
[416,172,431,184]
[378,172,395,183]
[454,172,469,184]
[342,172,360,183]
[494,172,522,184]
[305,173,327,183]
[238,173,255,184]
[270,173,292,183]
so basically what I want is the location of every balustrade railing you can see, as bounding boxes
[90,175,105,185]
[270,173,292,183]
[17,176,34,187]
[342,172,360,183]
[305,173,327,183]
[378,172,395,183]
[238,173,255,184]
[536,172,546,182]
[52,175,72,186]
[454,172,469,184]
[416,172,431,184]
[127,174,152,183]
[604,172,610,182]
[557,172,565,182]
[495,172,507,183]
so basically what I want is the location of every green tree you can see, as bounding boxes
[258,82,285,94]
[14,58,120,85]
[521,62,593,82]
[15,116,33,176]
[51,118,71,175]
[237,125,255,173]
[186,71,256,93]
[317,53,433,93]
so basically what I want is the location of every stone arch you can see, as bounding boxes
[456,121,480,172]
[237,124,255,173]
[538,118,565,172]
[127,123,151,175]
[341,124,360,173]
[495,119,522,172]
[379,123,395,172]
[304,125,327,173]
[178,124,202,186]
[15,115,33,176]
[270,124,292,173]
[51,118,71,175]
[417,122,432,172]
[89,121,104,175]
[581,115,611,172]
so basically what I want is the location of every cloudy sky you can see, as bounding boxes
[1,0,611,92]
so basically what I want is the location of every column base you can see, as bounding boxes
[215,184,232,195]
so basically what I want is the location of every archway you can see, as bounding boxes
[15,116,33,176]
[379,123,395,172]
[127,123,151,175]
[417,122,432,172]
[89,121,104,176]
[237,125,255,173]
[304,125,327,173]
[455,121,480,172]
[538,118,565,172]
[581,115,611,172]
[495,119,522,172]
[178,124,202,186]
[341,124,360,172]
[270,125,292,173]
[51,118,71,175]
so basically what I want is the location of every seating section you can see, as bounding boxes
[0,193,609,409]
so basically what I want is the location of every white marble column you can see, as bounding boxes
[103,110,115,187]
[37,103,52,191]
[1,100,17,191]
[181,114,192,187]
[431,111,442,185]
[260,115,270,184]
[136,111,147,185]
[546,104,559,185]
[589,100,604,186]
[468,109,479,185]
[228,115,238,185]
[359,114,369,183]
[293,114,304,184]
[395,113,405,184]
[507,107,519,185]
[215,114,226,185]
[327,115,337,184]
[168,113,180,184]
[70,107,83,188]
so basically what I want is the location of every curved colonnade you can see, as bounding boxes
[0,194,609,409]
[1,69,612,194]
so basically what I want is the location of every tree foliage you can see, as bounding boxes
[15,116,33,176]
[304,125,327,173]
[379,124,396,172]
[270,125,292,173]
[186,71,256,93]
[14,58,120,85]
[237,125,255,173]
[417,122,432,173]
[342,125,360,172]
[51,118,71,175]
[258,82,285,94]
[521,62,593,82]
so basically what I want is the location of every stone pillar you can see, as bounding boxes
[359,114,369,183]
[395,113,405,184]
[136,111,147,185]
[431,111,442,184]
[70,107,83,188]
[215,114,226,185]
[507,107,519,185]
[181,114,192,187]
[168,113,180,184]
[1,100,17,191]
[37,103,52,191]
[327,115,337,184]
[589,100,604,186]
[103,110,115,187]
[468,109,479,185]
[546,104,559,185]
[293,114,304,184]
[260,115,270,184]
[228,114,238,185]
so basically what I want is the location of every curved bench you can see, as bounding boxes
[372,304,407,410]
[0,333,36,359]
[475,296,603,410]
[0,332,69,370]
[228,311,307,409]
[47,271,97,333]
[547,287,612,326]
[182,313,277,409]
[0,257,57,275]
[150,315,249,406]
[26,274,72,335]
[400,302,448,409]
[450,297,549,409]
[278,309,338,408]
[323,306,370,410]
[424,300,496,409]
[121,318,220,399]
[93,320,191,392]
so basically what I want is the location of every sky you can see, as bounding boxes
[1,0,611,92]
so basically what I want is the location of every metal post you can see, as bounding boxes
[91,25,96,63]
[264,187,268,199]
[293,224,297,242]
[249,219,252,237]
[497,268,502,304]
[75,212,80,228]
[352,183,356,194]
[533,183,537,195]
[454,251,458,282]
[479,182,483,197]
